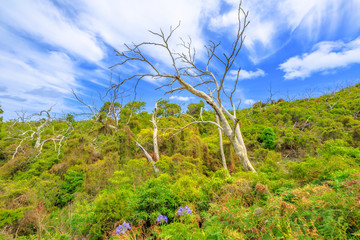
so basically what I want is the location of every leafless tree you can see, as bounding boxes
[11,107,73,159]
[319,84,343,110]
[110,1,255,172]
[72,89,101,121]
[72,88,126,130]
[134,101,160,173]
[303,88,317,101]
[15,108,30,123]
[285,89,296,102]
[266,83,279,104]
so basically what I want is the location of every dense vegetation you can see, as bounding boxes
[0,83,359,239]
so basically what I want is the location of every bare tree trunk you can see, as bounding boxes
[34,132,41,149]
[152,101,160,161]
[177,77,256,172]
[234,124,254,171]
[218,113,255,172]
[216,115,227,171]
[135,140,159,173]
[110,1,256,172]
[229,134,255,172]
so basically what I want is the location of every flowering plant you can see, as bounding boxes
[177,205,191,216]
[156,214,168,224]
[116,221,131,235]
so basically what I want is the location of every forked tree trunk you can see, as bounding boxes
[135,140,159,173]
[134,101,160,174]
[177,76,256,172]
[221,120,255,172]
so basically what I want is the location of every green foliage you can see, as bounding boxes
[1,83,360,239]
[124,101,145,114]
[66,113,75,123]
[259,127,276,149]
[157,154,205,177]
[159,222,205,239]
[157,100,181,117]
[56,169,84,207]
[90,188,133,238]
[186,100,205,117]
[0,207,26,228]
[131,174,178,224]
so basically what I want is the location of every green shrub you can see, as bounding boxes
[56,170,84,207]
[131,174,179,225]
[259,128,276,149]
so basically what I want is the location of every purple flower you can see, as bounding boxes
[156,214,168,224]
[116,221,131,235]
[177,205,191,216]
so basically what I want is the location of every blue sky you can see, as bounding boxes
[1,0,360,120]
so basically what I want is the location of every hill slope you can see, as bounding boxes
[0,83,359,239]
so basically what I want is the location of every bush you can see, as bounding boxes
[259,128,276,149]
[56,170,84,207]
[131,174,179,225]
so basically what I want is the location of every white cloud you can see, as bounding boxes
[0,26,82,117]
[244,99,256,105]
[229,68,265,80]
[209,0,360,63]
[0,50,78,115]
[70,0,221,65]
[169,95,194,101]
[279,37,360,79]
[0,0,104,62]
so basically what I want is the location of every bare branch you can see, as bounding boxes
[111,1,256,172]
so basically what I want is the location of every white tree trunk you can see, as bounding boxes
[135,140,159,173]
[176,76,255,172]
[34,132,41,149]
[216,115,227,171]
[152,102,160,161]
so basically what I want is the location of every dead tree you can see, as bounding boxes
[15,108,30,123]
[266,83,279,104]
[72,89,101,121]
[72,88,124,130]
[304,88,317,101]
[321,86,341,111]
[285,89,296,102]
[11,107,73,159]
[134,101,160,173]
[110,1,255,172]
[216,113,228,172]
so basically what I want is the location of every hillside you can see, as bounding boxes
[0,83,359,239]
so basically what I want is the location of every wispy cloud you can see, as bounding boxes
[169,95,194,101]
[69,0,221,64]
[0,95,27,102]
[209,0,360,63]
[279,37,360,79]
[0,1,104,62]
[229,68,265,80]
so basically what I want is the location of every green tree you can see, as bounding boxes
[186,101,205,117]
[124,101,145,113]
[66,113,75,123]
[158,100,181,117]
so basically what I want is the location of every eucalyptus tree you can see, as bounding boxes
[11,107,73,159]
[110,2,255,172]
